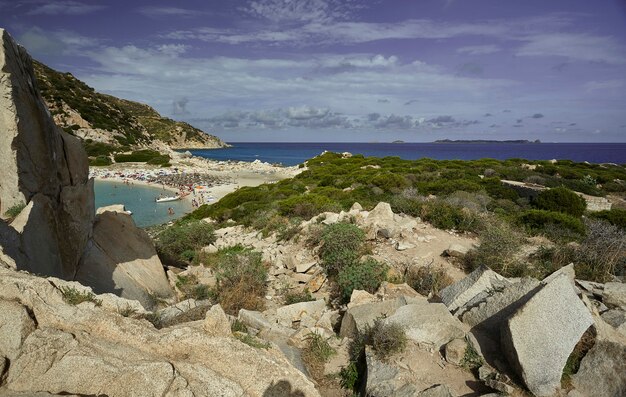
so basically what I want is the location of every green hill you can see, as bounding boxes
[33,61,228,154]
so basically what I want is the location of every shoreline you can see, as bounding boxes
[90,152,303,211]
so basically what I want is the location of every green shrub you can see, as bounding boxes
[337,258,388,301]
[319,222,365,273]
[406,265,453,296]
[535,187,586,217]
[421,200,480,232]
[570,219,625,282]
[155,219,216,265]
[278,193,340,219]
[303,332,336,364]
[339,362,359,391]
[114,149,163,163]
[590,208,626,229]
[89,155,112,166]
[460,342,484,371]
[231,319,248,333]
[213,246,267,314]
[235,333,270,349]
[4,202,26,218]
[366,318,407,361]
[519,209,585,238]
[60,286,101,306]
[464,219,526,277]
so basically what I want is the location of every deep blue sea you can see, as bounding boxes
[186,142,626,166]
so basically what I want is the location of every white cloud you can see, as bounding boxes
[517,33,626,64]
[26,1,105,15]
[242,0,359,24]
[583,79,625,92]
[17,27,101,56]
[137,7,204,18]
[457,44,501,55]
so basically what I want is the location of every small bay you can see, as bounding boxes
[94,180,193,227]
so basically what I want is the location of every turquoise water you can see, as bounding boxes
[94,180,193,227]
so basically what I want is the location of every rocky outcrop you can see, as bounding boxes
[0,28,94,278]
[0,29,173,305]
[501,274,593,396]
[0,266,320,396]
[75,210,173,309]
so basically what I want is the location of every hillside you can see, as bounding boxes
[32,61,228,153]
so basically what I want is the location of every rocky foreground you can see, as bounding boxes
[1,26,625,397]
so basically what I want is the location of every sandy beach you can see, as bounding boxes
[89,151,303,209]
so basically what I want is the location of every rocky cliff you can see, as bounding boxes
[0,28,173,307]
[33,60,228,151]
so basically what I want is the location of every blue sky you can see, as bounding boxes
[1,0,626,142]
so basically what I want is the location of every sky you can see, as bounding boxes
[1,0,626,143]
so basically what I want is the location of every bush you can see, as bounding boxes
[421,200,481,232]
[406,265,453,296]
[89,155,112,166]
[319,222,365,273]
[175,274,213,300]
[4,201,26,218]
[535,187,586,217]
[60,286,101,306]
[569,219,625,281]
[339,362,359,391]
[278,193,340,219]
[155,220,216,265]
[114,149,163,163]
[590,208,626,229]
[366,318,407,361]
[519,209,585,239]
[464,219,526,277]
[303,332,336,372]
[213,246,267,314]
[337,258,388,301]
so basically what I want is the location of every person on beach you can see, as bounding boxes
[168,207,174,215]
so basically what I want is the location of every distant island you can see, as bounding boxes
[391,140,405,144]
[434,139,541,144]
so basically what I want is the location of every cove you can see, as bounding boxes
[94,180,193,227]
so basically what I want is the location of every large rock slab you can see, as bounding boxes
[501,275,593,396]
[340,297,408,338]
[0,29,93,278]
[603,282,626,310]
[385,301,466,350]
[572,338,626,397]
[0,300,36,361]
[439,265,508,314]
[75,211,173,309]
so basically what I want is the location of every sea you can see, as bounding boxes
[185,142,626,166]
[94,180,193,227]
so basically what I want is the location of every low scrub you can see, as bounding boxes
[590,208,626,229]
[337,257,388,301]
[175,274,213,301]
[60,286,101,306]
[155,219,216,265]
[420,200,481,232]
[534,187,586,217]
[4,202,26,219]
[519,209,585,239]
[319,222,365,274]
[302,332,336,378]
[366,318,407,361]
[212,246,267,314]
[406,265,453,296]
[283,289,314,305]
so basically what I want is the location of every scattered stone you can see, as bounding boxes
[501,274,594,397]
[386,301,466,350]
[572,338,626,397]
[203,304,232,337]
[603,282,626,310]
[201,244,218,254]
[350,202,363,211]
[542,263,575,285]
[291,273,313,284]
[347,289,378,309]
[305,271,326,293]
[396,241,416,251]
[295,261,315,274]
[444,244,469,258]
[439,265,508,313]
[444,338,467,366]
[340,297,407,338]
[274,299,326,327]
[364,347,410,397]
[238,309,273,331]
[601,309,626,337]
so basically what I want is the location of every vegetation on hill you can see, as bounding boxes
[32,60,227,164]
[185,152,626,282]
